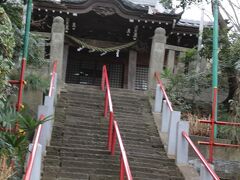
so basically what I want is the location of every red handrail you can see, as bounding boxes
[23,115,44,180]
[23,61,57,180]
[48,61,57,97]
[101,65,133,180]
[199,119,240,127]
[198,141,240,148]
[102,65,113,113]
[113,121,132,180]
[154,72,173,112]
[182,131,220,180]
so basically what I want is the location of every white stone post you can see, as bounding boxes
[28,143,42,180]
[200,163,214,180]
[154,84,163,112]
[160,100,171,133]
[167,111,181,156]
[176,121,189,165]
[37,105,48,154]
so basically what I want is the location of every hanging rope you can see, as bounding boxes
[66,35,136,53]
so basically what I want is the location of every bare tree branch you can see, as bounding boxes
[219,0,240,32]
[227,0,240,30]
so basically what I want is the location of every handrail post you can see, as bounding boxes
[160,100,171,133]
[167,111,181,156]
[111,123,117,155]
[200,163,214,180]
[154,84,163,112]
[26,143,42,180]
[176,121,189,165]
[104,90,109,118]
[108,112,114,151]
[120,155,125,180]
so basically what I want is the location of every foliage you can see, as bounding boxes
[185,113,210,136]
[0,137,14,157]
[160,0,205,10]
[0,1,48,106]
[0,7,15,59]
[0,104,51,179]
[0,156,15,180]
[161,68,211,112]
[0,1,50,178]
[0,56,14,108]
[0,7,15,106]
[181,48,197,63]
[0,104,20,130]
[25,72,49,92]
[217,107,240,144]
[28,34,48,67]
[0,2,23,29]
[18,114,52,141]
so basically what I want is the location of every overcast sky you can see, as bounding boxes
[180,0,240,24]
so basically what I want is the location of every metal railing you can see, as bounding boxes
[23,61,57,180]
[101,65,133,180]
[154,72,173,112]
[9,59,27,112]
[154,72,220,180]
[182,132,220,180]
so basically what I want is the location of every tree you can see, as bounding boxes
[0,6,16,107]
[161,0,240,109]
[0,1,47,107]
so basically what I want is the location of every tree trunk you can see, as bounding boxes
[223,72,238,108]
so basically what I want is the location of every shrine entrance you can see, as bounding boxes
[65,46,125,88]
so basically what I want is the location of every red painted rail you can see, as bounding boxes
[48,61,57,97]
[198,141,240,148]
[154,72,173,112]
[23,61,57,180]
[9,59,27,112]
[199,105,240,160]
[23,115,44,180]
[101,65,133,180]
[199,120,240,127]
[182,132,220,180]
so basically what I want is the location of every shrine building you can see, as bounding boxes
[32,0,203,90]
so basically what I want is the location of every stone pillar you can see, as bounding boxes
[148,27,166,90]
[128,50,137,90]
[62,44,69,83]
[50,16,65,91]
[167,50,175,73]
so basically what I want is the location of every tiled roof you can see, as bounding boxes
[178,19,213,28]
[43,0,157,6]
[127,0,157,6]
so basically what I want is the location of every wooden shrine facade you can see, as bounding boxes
[32,0,200,90]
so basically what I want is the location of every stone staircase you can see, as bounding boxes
[42,84,184,180]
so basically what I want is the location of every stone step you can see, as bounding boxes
[66,84,145,96]
[65,90,144,100]
[44,165,120,176]
[42,85,184,179]
[44,155,118,166]
[64,95,143,105]
[42,170,92,180]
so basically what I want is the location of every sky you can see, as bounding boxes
[180,0,240,24]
